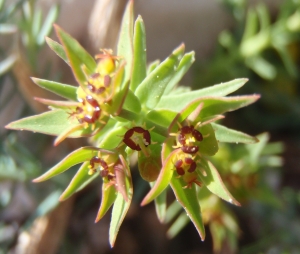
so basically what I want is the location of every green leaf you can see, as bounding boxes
[147,60,160,74]
[135,44,185,109]
[55,24,97,85]
[117,0,134,84]
[130,15,147,91]
[123,89,141,113]
[32,78,77,101]
[157,78,249,110]
[46,37,69,65]
[0,54,17,75]
[166,211,189,239]
[98,125,127,149]
[211,123,259,144]
[109,155,132,247]
[33,147,99,182]
[198,124,219,156]
[164,51,195,94]
[153,186,167,223]
[37,4,59,45]
[245,56,276,80]
[146,109,177,129]
[198,160,240,206]
[6,109,89,137]
[95,182,117,222]
[59,161,99,201]
[141,146,177,206]
[170,176,205,241]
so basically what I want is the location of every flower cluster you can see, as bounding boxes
[6,0,260,247]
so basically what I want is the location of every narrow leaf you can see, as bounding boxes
[5,109,89,137]
[32,78,77,101]
[123,89,141,114]
[170,176,205,240]
[135,44,185,109]
[153,186,167,223]
[117,0,134,84]
[109,155,132,247]
[0,54,17,75]
[164,51,195,94]
[211,123,259,144]
[37,4,59,45]
[146,109,177,129]
[95,182,117,222]
[167,212,190,239]
[33,147,100,182]
[198,160,240,206]
[158,78,249,110]
[55,24,96,85]
[141,147,177,206]
[59,162,99,201]
[46,37,69,65]
[130,15,147,91]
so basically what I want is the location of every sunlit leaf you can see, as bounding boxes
[33,147,100,182]
[170,176,205,240]
[46,37,69,65]
[212,123,259,144]
[198,160,240,206]
[158,78,249,110]
[130,15,147,91]
[32,78,77,101]
[59,162,99,201]
[135,44,185,109]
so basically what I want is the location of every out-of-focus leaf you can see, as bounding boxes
[164,51,195,94]
[0,24,17,34]
[166,211,189,239]
[55,24,96,85]
[59,162,99,201]
[198,160,240,206]
[0,54,17,75]
[130,15,147,91]
[98,125,127,149]
[117,0,133,84]
[33,147,100,182]
[95,182,117,222]
[46,37,69,65]
[135,44,185,109]
[245,56,276,80]
[37,4,59,45]
[158,79,250,110]
[109,155,132,247]
[153,188,167,223]
[212,123,259,144]
[170,176,205,241]
[198,124,219,156]
[147,60,160,74]
[5,109,89,137]
[32,78,77,101]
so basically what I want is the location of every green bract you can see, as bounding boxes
[5,0,260,247]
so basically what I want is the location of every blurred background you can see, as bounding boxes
[0,0,300,253]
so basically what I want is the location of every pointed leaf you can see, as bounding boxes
[135,44,185,109]
[166,211,190,239]
[164,51,195,94]
[55,24,97,85]
[211,123,259,144]
[46,37,69,65]
[59,162,99,201]
[33,147,100,182]
[109,155,132,247]
[6,109,89,137]
[147,60,160,74]
[32,78,77,101]
[0,54,17,75]
[117,0,134,84]
[95,182,117,222]
[198,124,219,156]
[152,185,167,223]
[158,78,249,110]
[130,15,147,91]
[141,147,177,206]
[198,160,240,206]
[170,176,205,241]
